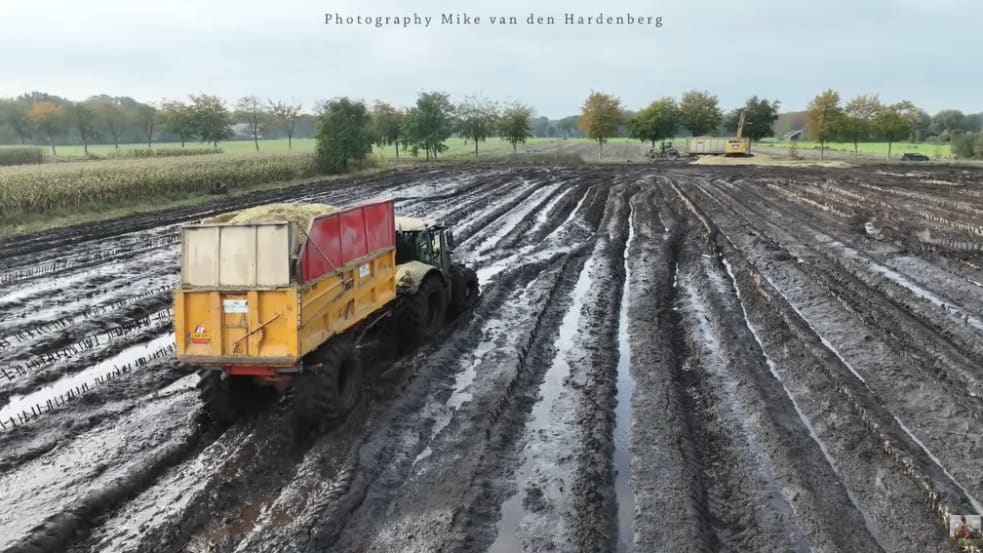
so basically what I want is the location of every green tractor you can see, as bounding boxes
[391,216,480,346]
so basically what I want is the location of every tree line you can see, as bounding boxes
[0,92,312,155]
[313,92,538,171]
[805,90,983,159]
[4,87,982,160]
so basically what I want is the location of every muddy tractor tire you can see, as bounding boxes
[294,336,363,433]
[197,369,257,426]
[450,265,479,314]
[394,274,448,348]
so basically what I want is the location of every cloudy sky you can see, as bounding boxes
[0,0,979,118]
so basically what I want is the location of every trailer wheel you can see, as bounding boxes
[197,369,239,426]
[394,274,448,348]
[450,265,479,314]
[295,337,362,432]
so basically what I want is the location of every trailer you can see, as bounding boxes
[686,137,732,155]
[173,199,479,431]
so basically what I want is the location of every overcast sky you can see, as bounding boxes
[0,0,980,118]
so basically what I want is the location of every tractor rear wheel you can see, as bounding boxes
[294,336,363,433]
[450,265,479,314]
[394,274,448,348]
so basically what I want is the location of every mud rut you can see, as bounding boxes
[1,164,982,553]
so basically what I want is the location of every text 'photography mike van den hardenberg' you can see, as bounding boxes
[323,12,665,28]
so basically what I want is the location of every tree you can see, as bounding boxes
[0,98,32,144]
[134,103,157,148]
[878,101,919,159]
[89,97,128,150]
[188,94,233,148]
[806,89,844,160]
[840,94,883,157]
[456,95,499,157]
[555,116,580,139]
[951,132,978,159]
[531,116,550,138]
[679,90,722,136]
[932,110,966,138]
[629,97,680,147]
[498,101,534,153]
[65,101,99,155]
[974,134,983,159]
[577,90,623,157]
[314,97,373,172]
[964,113,983,134]
[160,100,193,147]
[736,96,781,143]
[269,99,303,150]
[370,101,404,159]
[402,91,456,160]
[236,95,268,151]
[28,102,67,155]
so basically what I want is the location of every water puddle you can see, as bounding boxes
[613,204,636,552]
[488,254,595,552]
[0,332,176,425]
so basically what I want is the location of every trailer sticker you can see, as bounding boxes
[223,299,248,313]
[359,263,371,278]
[191,324,210,344]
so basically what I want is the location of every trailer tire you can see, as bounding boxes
[450,265,479,314]
[197,369,239,426]
[295,337,362,432]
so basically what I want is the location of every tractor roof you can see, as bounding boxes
[395,216,438,232]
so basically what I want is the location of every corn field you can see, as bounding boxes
[0,147,46,167]
[106,147,224,159]
[0,153,317,218]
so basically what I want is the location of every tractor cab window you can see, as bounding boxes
[395,230,437,265]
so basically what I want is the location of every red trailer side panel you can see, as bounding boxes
[300,199,395,282]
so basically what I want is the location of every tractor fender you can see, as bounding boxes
[396,261,446,295]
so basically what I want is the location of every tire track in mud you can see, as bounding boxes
[693,178,983,508]
[673,178,976,551]
[0,385,214,553]
[621,180,715,553]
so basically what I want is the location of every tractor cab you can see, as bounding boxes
[395,216,455,273]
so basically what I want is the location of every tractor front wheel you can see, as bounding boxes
[450,265,479,314]
[394,274,448,349]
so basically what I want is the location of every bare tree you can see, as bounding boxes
[236,95,268,151]
[134,103,158,148]
[268,99,303,150]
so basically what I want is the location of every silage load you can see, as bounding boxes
[205,203,338,245]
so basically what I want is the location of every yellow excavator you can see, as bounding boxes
[725,110,750,156]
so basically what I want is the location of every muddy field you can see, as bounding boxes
[1,163,982,553]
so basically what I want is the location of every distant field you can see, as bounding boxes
[2,137,953,161]
[758,139,952,158]
[0,137,652,161]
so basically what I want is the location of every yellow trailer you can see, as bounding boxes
[173,199,480,431]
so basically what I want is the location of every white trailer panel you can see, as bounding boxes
[180,222,295,288]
